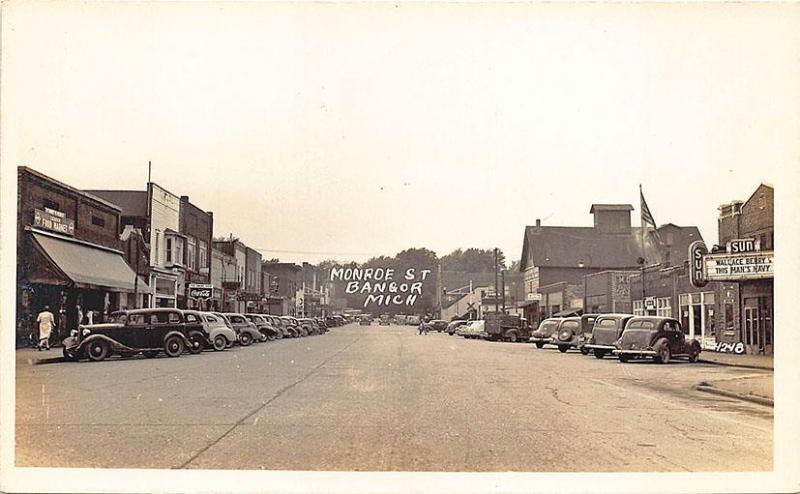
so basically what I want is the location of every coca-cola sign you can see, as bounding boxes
[188,283,213,300]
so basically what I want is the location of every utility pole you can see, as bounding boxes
[494,248,499,314]
[148,161,152,183]
[501,269,506,314]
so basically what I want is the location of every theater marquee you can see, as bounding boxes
[703,251,774,281]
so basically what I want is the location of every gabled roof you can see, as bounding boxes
[520,226,651,270]
[589,204,634,213]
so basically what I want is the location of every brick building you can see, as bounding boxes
[179,195,214,309]
[261,261,301,316]
[16,167,146,344]
[712,183,774,355]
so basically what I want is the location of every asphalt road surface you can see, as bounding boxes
[16,323,773,471]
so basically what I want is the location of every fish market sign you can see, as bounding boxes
[34,208,75,236]
[704,252,773,281]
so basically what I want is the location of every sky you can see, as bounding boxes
[2,2,798,265]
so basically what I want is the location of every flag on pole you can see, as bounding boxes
[640,185,662,244]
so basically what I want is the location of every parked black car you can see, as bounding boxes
[244,313,281,340]
[614,316,702,364]
[445,320,469,335]
[584,314,634,358]
[529,318,562,348]
[62,308,195,362]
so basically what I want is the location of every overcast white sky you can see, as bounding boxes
[2,2,798,265]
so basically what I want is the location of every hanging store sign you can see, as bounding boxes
[704,251,773,281]
[34,208,75,236]
[188,283,213,300]
[688,241,708,288]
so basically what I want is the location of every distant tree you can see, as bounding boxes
[508,259,521,273]
[441,248,504,272]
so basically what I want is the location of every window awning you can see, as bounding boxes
[31,231,148,292]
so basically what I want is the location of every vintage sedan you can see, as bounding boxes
[445,320,469,335]
[584,314,634,359]
[457,320,485,339]
[553,314,598,353]
[62,308,194,362]
[244,313,281,340]
[528,318,562,348]
[614,316,701,364]
[183,310,237,352]
[428,320,449,332]
[219,312,266,345]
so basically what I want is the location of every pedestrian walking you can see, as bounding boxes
[36,305,55,351]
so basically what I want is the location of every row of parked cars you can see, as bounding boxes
[451,314,702,364]
[61,308,337,362]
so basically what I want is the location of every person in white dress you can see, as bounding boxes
[36,305,55,351]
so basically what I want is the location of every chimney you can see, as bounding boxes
[181,195,189,203]
[535,219,541,227]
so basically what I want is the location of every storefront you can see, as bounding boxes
[19,228,148,343]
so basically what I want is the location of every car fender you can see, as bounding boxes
[77,334,137,353]
[164,330,191,347]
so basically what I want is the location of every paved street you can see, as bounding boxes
[16,323,772,472]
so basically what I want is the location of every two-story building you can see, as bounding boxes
[16,167,147,344]
[261,261,301,316]
[91,183,190,308]
[179,195,214,310]
[213,236,248,313]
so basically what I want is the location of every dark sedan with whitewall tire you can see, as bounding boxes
[61,308,195,362]
[613,316,702,364]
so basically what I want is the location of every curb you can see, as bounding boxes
[697,358,773,371]
[694,384,774,407]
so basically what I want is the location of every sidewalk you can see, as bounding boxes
[696,374,774,407]
[16,346,62,365]
[698,351,773,370]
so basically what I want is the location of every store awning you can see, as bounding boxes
[31,231,148,292]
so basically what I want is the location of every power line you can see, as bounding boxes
[250,247,381,257]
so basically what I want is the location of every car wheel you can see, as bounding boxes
[535,342,544,349]
[618,354,630,363]
[558,345,568,353]
[188,331,205,354]
[212,335,227,351]
[653,338,671,364]
[86,340,110,362]
[142,350,159,358]
[507,332,518,343]
[239,332,253,346]
[62,347,79,361]
[164,335,185,357]
[594,350,606,359]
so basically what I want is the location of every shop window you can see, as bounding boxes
[91,215,105,227]
[656,297,672,317]
[725,302,735,330]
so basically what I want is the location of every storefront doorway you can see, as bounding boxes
[744,297,772,355]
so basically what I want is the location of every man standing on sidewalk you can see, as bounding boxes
[36,306,55,351]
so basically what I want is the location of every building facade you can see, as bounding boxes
[179,195,214,310]
[261,262,301,315]
[16,167,146,344]
[519,205,702,325]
